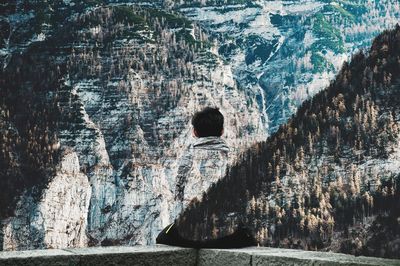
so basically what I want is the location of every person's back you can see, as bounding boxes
[174,107,230,218]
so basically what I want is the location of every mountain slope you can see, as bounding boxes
[1,0,400,251]
[0,2,266,250]
[177,25,400,259]
[177,0,400,132]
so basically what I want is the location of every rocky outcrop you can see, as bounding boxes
[2,150,91,250]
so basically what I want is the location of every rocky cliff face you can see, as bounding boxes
[0,0,399,250]
[3,150,91,250]
[1,2,266,249]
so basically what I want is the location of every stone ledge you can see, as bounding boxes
[0,245,196,266]
[199,248,400,266]
[1,245,399,266]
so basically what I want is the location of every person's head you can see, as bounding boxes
[191,107,224,138]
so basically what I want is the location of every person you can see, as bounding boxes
[157,107,255,248]
[174,107,230,215]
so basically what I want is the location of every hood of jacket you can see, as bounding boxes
[191,136,230,152]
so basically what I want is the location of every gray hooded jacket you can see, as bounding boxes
[174,136,230,214]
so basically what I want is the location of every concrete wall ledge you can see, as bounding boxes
[1,245,399,266]
[198,247,400,266]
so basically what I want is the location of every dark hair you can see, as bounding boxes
[191,107,224,137]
